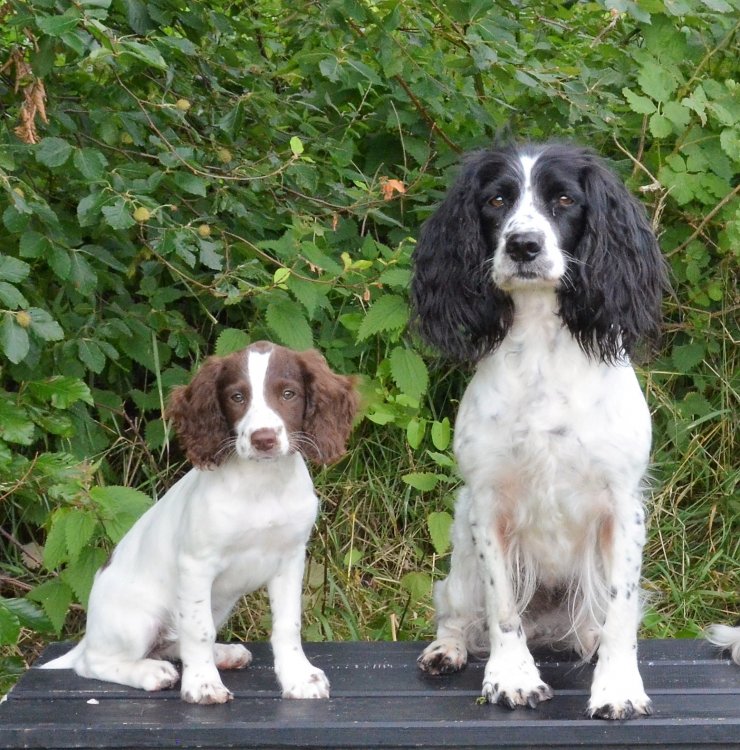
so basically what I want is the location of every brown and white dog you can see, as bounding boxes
[42,341,358,704]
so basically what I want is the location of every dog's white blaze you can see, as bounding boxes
[235,349,288,457]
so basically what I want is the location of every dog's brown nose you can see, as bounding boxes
[250,428,278,452]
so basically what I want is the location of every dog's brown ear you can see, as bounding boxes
[298,349,359,465]
[166,357,231,469]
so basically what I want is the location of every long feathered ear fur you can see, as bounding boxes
[557,152,668,363]
[167,357,231,469]
[299,350,359,465]
[411,152,513,362]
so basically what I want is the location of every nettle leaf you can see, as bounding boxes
[0,604,20,646]
[28,376,94,408]
[36,10,81,37]
[35,137,73,168]
[265,297,313,351]
[27,580,73,635]
[43,509,71,571]
[61,547,108,607]
[357,294,409,342]
[2,597,54,634]
[1,314,29,364]
[389,346,428,401]
[427,511,453,556]
[90,486,152,543]
[672,342,705,372]
[215,328,250,356]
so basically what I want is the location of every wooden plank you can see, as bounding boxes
[1,640,738,749]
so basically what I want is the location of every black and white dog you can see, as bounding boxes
[412,142,667,720]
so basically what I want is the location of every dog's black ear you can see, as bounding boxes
[558,154,668,362]
[411,153,513,362]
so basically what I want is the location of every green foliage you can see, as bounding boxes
[0,0,737,680]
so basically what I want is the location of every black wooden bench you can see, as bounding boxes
[1,639,738,748]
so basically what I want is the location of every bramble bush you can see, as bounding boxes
[0,0,737,687]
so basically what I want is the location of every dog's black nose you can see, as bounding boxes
[250,428,278,452]
[506,232,543,262]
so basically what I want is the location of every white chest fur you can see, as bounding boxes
[453,290,651,580]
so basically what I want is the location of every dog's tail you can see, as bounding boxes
[705,624,740,665]
[39,640,85,670]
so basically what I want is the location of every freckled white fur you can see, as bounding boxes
[41,348,330,704]
[419,152,654,720]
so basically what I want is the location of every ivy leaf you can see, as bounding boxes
[427,511,453,556]
[36,137,73,168]
[90,486,152,543]
[215,328,250,356]
[357,294,409,342]
[265,297,313,351]
[389,346,428,401]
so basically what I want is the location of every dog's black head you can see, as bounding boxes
[411,143,668,363]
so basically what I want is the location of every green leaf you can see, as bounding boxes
[622,87,656,115]
[672,342,705,372]
[64,509,98,564]
[401,472,440,491]
[400,571,432,603]
[19,230,51,259]
[174,172,207,197]
[0,282,28,310]
[430,418,451,451]
[215,328,250,356]
[102,200,136,230]
[36,11,81,37]
[0,604,20,646]
[27,580,73,635]
[35,137,73,168]
[638,63,677,103]
[0,397,34,444]
[0,256,30,283]
[73,148,108,180]
[1,314,29,364]
[28,308,64,342]
[357,294,409,342]
[389,346,428,401]
[290,136,305,156]
[427,511,453,556]
[265,297,313,351]
[90,486,152,543]
[43,509,70,570]
[649,113,673,138]
[406,418,426,449]
[28,376,93,408]
[61,547,108,607]
[118,40,167,70]
[78,339,107,373]
[3,598,54,634]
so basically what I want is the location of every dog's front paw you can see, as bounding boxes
[280,667,330,699]
[214,643,252,671]
[138,659,180,691]
[588,654,652,720]
[482,655,552,709]
[181,671,233,705]
[418,637,468,675]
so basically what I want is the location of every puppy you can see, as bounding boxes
[42,341,358,704]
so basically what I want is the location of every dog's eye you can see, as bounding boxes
[558,195,574,206]
[282,389,296,401]
[230,392,245,403]
[489,196,506,208]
